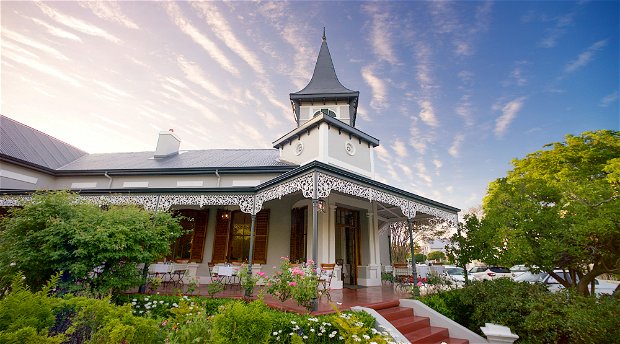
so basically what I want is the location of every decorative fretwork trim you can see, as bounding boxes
[0,172,457,222]
[0,194,255,214]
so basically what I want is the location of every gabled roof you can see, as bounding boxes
[0,115,87,170]
[290,33,358,99]
[272,112,379,149]
[58,149,296,172]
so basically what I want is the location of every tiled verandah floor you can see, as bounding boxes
[134,283,410,315]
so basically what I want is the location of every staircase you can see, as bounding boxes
[368,300,469,344]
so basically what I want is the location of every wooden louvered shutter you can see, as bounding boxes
[252,209,270,264]
[189,209,209,262]
[290,207,306,262]
[212,209,230,263]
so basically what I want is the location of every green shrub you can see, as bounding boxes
[166,314,212,344]
[457,278,549,333]
[0,274,64,343]
[63,296,164,344]
[420,294,454,320]
[210,300,273,344]
[420,279,620,344]
[116,294,238,319]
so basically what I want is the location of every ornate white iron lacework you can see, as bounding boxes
[0,194,255,213]
[314,172,457,224]
[0,172,457,222]
[254,173,314,212]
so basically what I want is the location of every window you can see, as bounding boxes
[211,209,270,264]
[290,207,307,262]
[229,212,252,261]
[313,108,336,118]
[167,209,209,262]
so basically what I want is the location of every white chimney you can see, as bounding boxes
[154,129,181,158]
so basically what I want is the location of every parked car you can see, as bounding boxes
[469,266,512,281]
[442,266,466,284]
[514,270,618,295]
[509,264,530,278]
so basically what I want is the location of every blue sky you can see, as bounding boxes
[2,1,618,213]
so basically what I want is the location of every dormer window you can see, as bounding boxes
[313,108,336,118]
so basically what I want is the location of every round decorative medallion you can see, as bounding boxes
[295,142,304,156]
[345,141,356,156]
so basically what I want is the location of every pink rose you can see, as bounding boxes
[288,281,297,287]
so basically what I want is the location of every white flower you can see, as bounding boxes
[363,334,370,339]
[9,262,16,267]
[291,321,297,324]
[303,336,308,339]
[310,328,315,332]
[273,331,278,336]
[308,317,318,322]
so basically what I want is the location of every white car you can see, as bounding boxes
[509,264,530,278]
[468,266,512,281]
[514,270,617,296]
[442,266,466,284]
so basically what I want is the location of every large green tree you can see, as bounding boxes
[482,130,620,295]
[0,191,183,295]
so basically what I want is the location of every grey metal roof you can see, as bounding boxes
[290,34,358,98]
[0,115,87,170]
[58,149,296,171]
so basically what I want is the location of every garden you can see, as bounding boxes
[0,192,400,343]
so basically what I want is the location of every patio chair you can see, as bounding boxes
[393,263,411,290]
[170,263,188,289]
[319,263,335,301]
[147,263,173,291]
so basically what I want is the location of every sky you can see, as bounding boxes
[1,1,618,214]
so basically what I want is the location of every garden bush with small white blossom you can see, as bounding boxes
[1,273,401,344]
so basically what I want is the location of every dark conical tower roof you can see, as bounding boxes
[291,32,358,97]
[289,30,360,127]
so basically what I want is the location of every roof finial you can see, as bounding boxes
[322,27,326,41]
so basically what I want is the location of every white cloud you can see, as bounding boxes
[432,159,443,169]
[35,1,121,43]
[192,2,265,75]
[362,3,398,65]
[396,163,413,178]
[494,97,526,137]
[446,186,454,193]
[362,65,388,110]
[2,28,69,61]
[510,62,528,86]
[93,79,131,98]
[176,55,230,102]
[374,145,391,163]
[392,139,408,158]
[418,100,439,127]
[599,91,618,107]
[565,40,607,74]
[448,134,465,158]
[415,161,432,184]
[163,2,239,76]
[356,105,371,122]
[2,49,81,87]
[79,1,139,29]
[455,94,474,127]
[539,12,575,48]
[31,18,82,41]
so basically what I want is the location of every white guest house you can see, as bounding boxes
[0,33,458,289]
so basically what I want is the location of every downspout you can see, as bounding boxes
[104,172,113,189]
[215,169,221,187]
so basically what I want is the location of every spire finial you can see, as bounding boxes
[322,27,326,41]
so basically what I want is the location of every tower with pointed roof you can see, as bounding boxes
[289,29,360,127]
[274,30,379,178]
